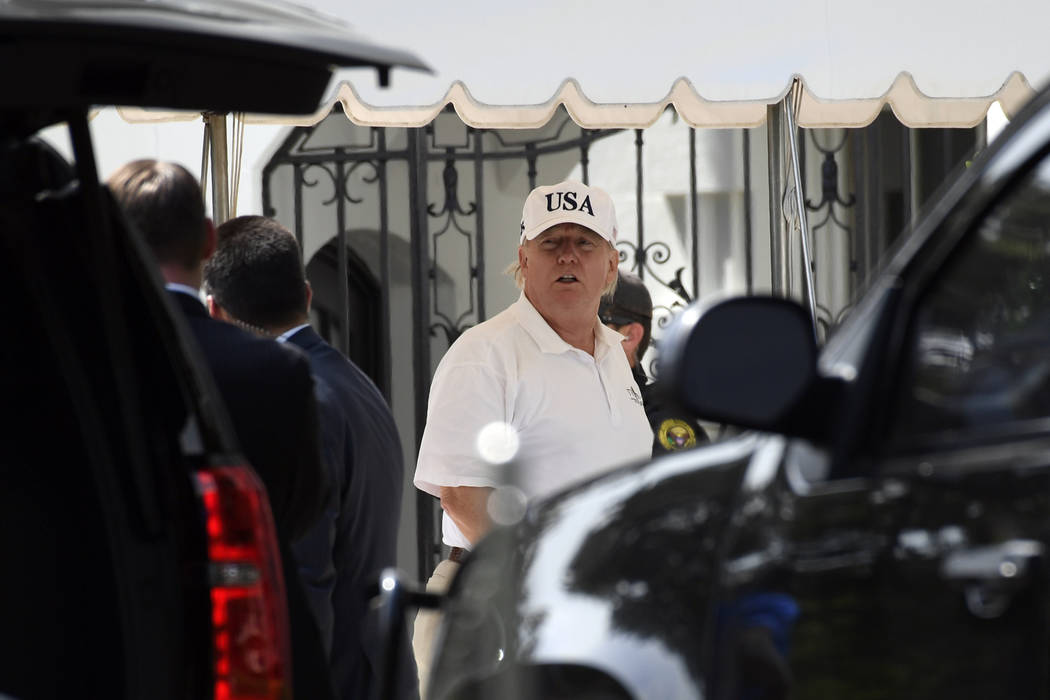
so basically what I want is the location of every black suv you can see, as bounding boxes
[0,3,422,699]
[416,83,1050,699]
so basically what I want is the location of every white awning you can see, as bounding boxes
[119,0,1050,129]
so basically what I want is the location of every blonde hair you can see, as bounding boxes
[505,238,620,298]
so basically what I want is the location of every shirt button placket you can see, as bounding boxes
[593,357,618,420]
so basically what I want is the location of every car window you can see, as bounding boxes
[892,152,1050,441]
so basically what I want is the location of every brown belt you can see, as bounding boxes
[448,546,467,563]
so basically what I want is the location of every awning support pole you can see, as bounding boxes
[204,112,230,224]
[766,103,789,294]
[783,83,819,339]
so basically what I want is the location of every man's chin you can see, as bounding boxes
[550,283,595,299]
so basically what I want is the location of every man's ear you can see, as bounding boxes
[518,245,527,275]
[200,218,217,261]
[304,280,313,313]
[606,246,619,286]
[621,321,645,359]
[206,293,228,321]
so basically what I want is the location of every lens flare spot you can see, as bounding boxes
[476,422,520,465]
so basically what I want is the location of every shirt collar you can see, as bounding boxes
[594,319,627,363]
[275,323,312,344]
[164,282,202,302]
[512,292,621,359]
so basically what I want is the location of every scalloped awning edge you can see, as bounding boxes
[116,71,1038,129]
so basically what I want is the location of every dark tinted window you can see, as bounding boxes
[895,154,1050,439]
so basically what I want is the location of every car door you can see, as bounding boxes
[768,143,1050,700]
[871,145,1050,698]
[710,133,1050,700]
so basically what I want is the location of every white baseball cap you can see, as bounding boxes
[519,180,618,244]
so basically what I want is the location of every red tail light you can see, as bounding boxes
[195,466,291,700]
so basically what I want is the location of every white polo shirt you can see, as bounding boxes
[414,292,653,548]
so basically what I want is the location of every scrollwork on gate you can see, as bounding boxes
[427,150,479,348]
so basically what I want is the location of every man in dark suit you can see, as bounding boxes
[202,214,417,700]
[106,160,336,700]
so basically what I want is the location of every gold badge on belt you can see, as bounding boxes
[657,418,697,451]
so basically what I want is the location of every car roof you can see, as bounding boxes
[0,0,428,117]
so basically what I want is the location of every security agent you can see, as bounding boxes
[107,160,335,700]
[202,215,415,700]
[599,269,709,453]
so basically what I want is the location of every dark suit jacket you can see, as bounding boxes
[635,364,709,454]
[286,326,417,700]
[169,290,336,700]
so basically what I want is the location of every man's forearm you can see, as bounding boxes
[439,485,494,545]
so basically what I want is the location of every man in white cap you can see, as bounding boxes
[410,180,653,694]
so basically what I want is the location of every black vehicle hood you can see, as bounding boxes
[432,433,786,700]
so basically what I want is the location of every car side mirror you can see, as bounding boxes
[659,296,837,440]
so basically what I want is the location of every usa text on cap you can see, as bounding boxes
[520,180,618,244]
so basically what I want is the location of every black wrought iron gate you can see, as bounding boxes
[260,107,794,580]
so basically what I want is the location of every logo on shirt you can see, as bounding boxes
[626,386,643,406]
[658,419,698,451]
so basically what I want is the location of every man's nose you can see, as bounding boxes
[557,243,579,263]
